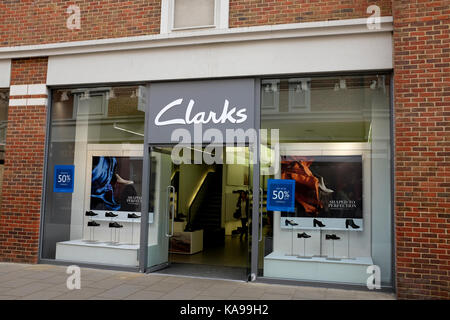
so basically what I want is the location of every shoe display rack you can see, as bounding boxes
[55,210,151,267]
[263,215,373,285]
[83,210,141,246]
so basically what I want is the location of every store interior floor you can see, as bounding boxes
[156,235,249,280]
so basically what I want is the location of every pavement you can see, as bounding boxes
[0,263,395,300]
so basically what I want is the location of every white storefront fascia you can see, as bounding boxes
[0,60,11,87]
[0,17,393,85]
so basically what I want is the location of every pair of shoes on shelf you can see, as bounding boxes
[345,219,360,229]
[285,219,298,227]
[105,212,118,218]
[325,234,340,240]
[105,212,141,219]
[297,232,311,239]
[313,218,325,228]
[109,222,123,228]
[87,221,123,228]
[85,211,97,217]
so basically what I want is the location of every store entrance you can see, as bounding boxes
[145,145,252,280]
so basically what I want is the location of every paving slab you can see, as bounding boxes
[51,287,107,300]
[18,290,64,300]
[145,280,184,293]
[199,284,238,298]
[260,293,292,300]
[231,286,266,299]
[0,263,396,301]
[123,290,166,300]
[97,284,147,299]
[7,282,54,297]
[160,288,202,300]
[1,278,38,289]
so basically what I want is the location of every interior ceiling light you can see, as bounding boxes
[301,81,309,91]
[130,88,140,99]
[264,84,271,93]
[108,88,116,99]
[80,90,90,100]
[295,83,301,93]
[339,79,347,90]
[61,91,69,101]
[334,82,340,91]
[370,80,377,90]
[271,83,278,92]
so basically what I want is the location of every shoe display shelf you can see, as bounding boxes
[56,240,139,267]
[264,253,373,285]
[281,217,363,232]
[55,211,153,267]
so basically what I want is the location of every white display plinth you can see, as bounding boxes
[169,230,203,254]
[264,253,373,285]
[56,240,139,267]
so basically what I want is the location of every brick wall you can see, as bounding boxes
[0,0,161,47]
[229,0,392,27]
[0,1,393,47]
[9,58,48,85]
[393,0,450,299]
[0,58,48,263]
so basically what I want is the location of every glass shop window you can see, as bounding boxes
[41,86,146,267]
[259,74,393,288]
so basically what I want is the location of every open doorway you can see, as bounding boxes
[148,146,252,280]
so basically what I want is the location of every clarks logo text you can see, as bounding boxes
[155,98,247,126]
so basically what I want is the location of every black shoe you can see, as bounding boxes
[105,212,118,218]
[297,232,311,239]
[87,221,100,227]
[325,234,340,240]
[285,219,298,227]
[109,222,123,228]
[313,218,325,228]
[128,213,141,219]
[85,211,98,217]
[345,219,360,229]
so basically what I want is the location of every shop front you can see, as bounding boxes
[40,72,393,288]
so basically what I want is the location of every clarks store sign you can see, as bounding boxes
[147,79,255,144]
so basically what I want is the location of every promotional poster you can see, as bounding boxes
[90,156,143,213]
[280,155,363,220]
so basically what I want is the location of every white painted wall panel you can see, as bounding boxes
[47,32,392,85]
[0,59,11,87]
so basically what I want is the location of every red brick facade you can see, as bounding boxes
[393,0,450,299]
[229,0,392,27]
[9,58,48,85]
[0,58,48,263]
[0,0,449,299]
[0,0,161,47]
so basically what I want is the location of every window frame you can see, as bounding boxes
[161,0,229,34]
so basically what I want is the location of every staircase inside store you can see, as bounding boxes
[192,166,224,247]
